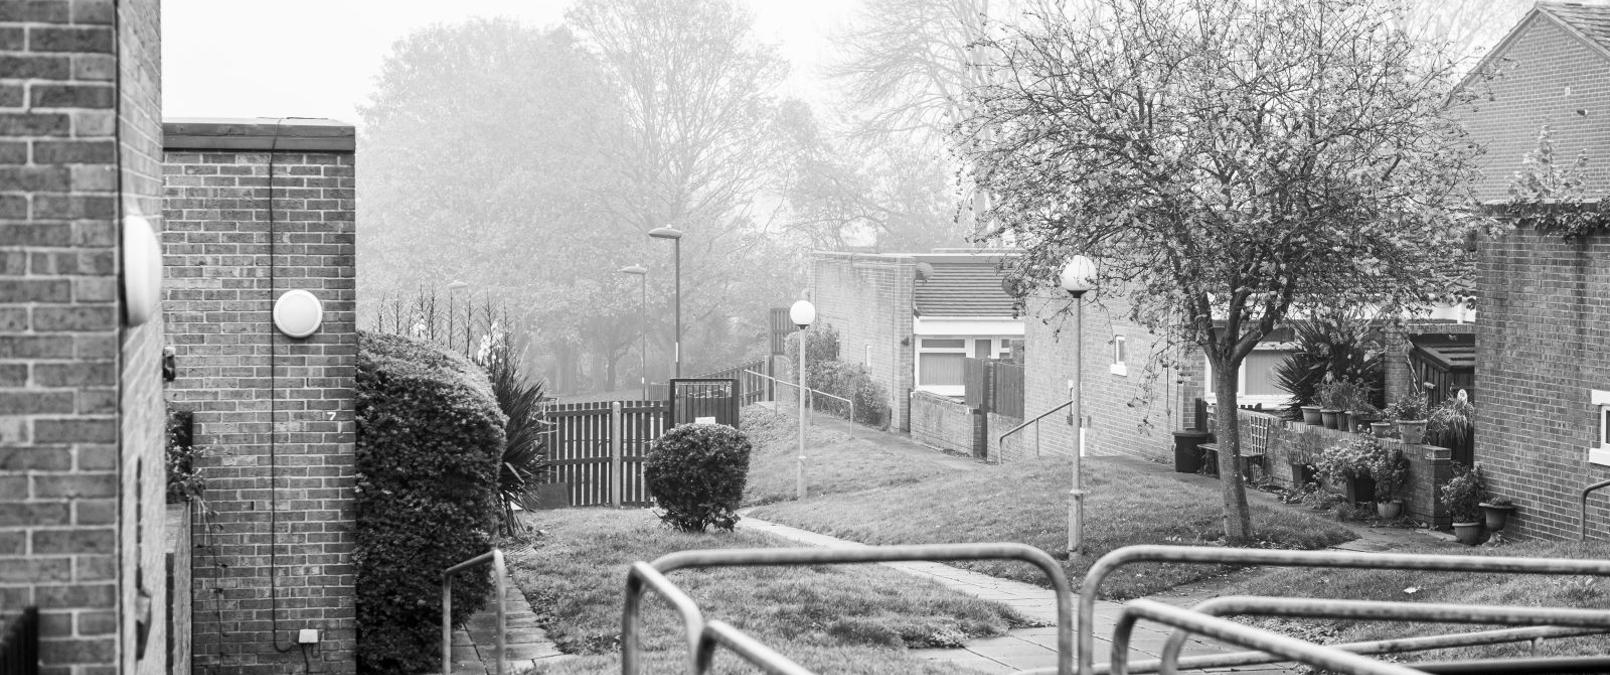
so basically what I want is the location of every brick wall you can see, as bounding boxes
[1452,12,1610,540]
[1021,290,1203,463]
[162,119,358,674]
[1,1,168,673]
[808,253,916,431]
[908,391,974,455]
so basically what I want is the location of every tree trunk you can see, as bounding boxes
[1213,363,1254,543]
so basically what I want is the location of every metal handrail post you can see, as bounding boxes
[997,400,1073,464]
[442,549,506,675]
[622,562,707,675]
[627,542,1075,674]
[1582,478,1610,540]
[1156,596,1610,675]
[1109,600,1424,675]
[1077,544,1610,675]
[696,620,813,675]
[743,369,854,437]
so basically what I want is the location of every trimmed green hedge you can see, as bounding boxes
[645,423,753,532]
[355,331,506,673]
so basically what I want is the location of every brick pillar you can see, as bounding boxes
[162,119,358,674]
[1,1,168,674]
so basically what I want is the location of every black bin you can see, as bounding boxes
[1172,430,1213,473]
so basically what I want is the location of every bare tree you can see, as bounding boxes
[962,0,1485,541]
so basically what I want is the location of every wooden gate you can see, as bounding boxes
[668,378,740,427]
[539,400,664,507]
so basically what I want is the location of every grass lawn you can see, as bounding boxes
[742,407,1357,599]
[1224,540,1610,663]
[741,406,955,506]
[507,508,1029,674]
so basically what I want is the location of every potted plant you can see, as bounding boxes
[1299,402,1323,426]
[1439,463,1488,545]
[1428,390,1475,450]
[1387,395,1430,444]
[1315,381,1350,430]
[1316,436,1381,505]
[1369,446,1409,519]
[1344,385,1378,433]
[1480,495,1517,532]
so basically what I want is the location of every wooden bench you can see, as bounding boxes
[1199,413,1275,481]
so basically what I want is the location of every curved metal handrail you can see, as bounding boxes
[442,549,506,675]
[997,399,1073,462]
[743,370,854,435]
[1583,478,1610,541]
[1110,600,1424,675]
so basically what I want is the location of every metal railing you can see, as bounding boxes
[0,607,38,675]
[442,549,506,675]
[1073,545,1610,675]
[743,370,855,436]
[1110,600,1425,675]
[1153,596,1610,675]
[997,399,1073,462]
[1583,478,1610,541]
[621,542,1073,674]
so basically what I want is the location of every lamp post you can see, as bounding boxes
[1060,255,1096,556]
[790,299,815,500]
[617,265,649,400]
[648,227,683,379]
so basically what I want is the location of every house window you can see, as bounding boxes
[1591,390,1610,466]
[1203,347,1294,409]
[1110,336,1128,376]
[917,337,968,387]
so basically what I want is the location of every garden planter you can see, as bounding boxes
[1172,431,1212,474]
[1348,412,1375,433]
[1397,420,1428,445]
[1452,521,1485,546]
[1375,500,1403,519]
[1480,503,1517,532]
[1320,409,1341,429]
[1301,406,1323,425]
[1370,422,1395,438]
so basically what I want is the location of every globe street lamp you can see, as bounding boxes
[1060,255,1096,556]
[648,227,683,379]
[790,299,816,500]
[617,265,649,400]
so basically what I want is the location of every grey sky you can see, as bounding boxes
[161,0,857,126]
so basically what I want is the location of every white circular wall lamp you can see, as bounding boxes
[121,213,163,327]
[273,289,324,339]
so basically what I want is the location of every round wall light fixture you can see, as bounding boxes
[121,213,163,326]
[272,289,323,339]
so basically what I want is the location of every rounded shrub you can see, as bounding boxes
[354,331,506,673]
[645,423,753,532]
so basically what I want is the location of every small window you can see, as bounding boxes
[1592,390,1610,466]
[921,338,966,350]
[1110,336,1128,376]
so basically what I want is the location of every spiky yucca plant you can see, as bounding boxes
[482,344,550,536]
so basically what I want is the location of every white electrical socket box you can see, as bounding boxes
[298,629,320,644]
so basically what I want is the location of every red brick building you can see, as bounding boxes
[1452,2,1610,540]
[1,0,170,673]
[162,119,359,673]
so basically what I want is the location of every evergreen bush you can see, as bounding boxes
[354,331,506,673]
[645,423,753,532]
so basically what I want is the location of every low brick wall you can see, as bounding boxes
[1218,408,1455,526]
[985,412,1027,463]
[910,391,976,456]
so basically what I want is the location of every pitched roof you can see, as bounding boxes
[912,255,1018,318]
[1539,2,1610,53]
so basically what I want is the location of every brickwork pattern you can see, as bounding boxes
[908,391,974,455]
[1021,291,1203,463]
[162,145,358,674]
[809,253,915,431]
[0,1,167,673]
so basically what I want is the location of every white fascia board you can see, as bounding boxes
[913,317,1025,335]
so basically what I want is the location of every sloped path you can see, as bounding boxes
[449,562,571,675]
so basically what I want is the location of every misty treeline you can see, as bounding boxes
[356,0,980,396]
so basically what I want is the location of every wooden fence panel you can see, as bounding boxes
[963,358,988,409]
[993,362,1025,418]
[539,400,664,507]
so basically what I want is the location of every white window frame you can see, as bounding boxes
[1110,335,1128,376]
[1203,346,1292,410]
[1590,390,1610,466]
[915,336,969,395]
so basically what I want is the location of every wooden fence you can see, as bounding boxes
[539,400,665,507]
[963,358,1025,418]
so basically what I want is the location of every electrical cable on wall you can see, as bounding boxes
[265,118,300,655]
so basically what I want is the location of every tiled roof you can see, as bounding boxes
[1539,2,1610,54]
[912,255,1019,318]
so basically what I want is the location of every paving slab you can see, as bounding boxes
[450,564,573,675]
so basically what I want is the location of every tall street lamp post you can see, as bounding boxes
[1060,255,1096,556]
[617,265,649,400]
[790,299,815,500]
[648,227,683,378]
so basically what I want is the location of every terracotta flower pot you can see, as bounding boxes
[1481,503,1516,532]
[1453,521,1485,546]
[1376,500,1403,519]
[1301,406,1323,425]
[1397,420,1428,445]
[1321,409,1342,429]
[1370,422,1395,438]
